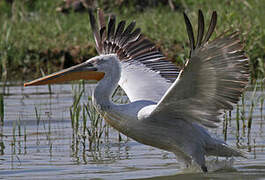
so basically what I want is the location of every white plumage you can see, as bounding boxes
[24,9,249,173]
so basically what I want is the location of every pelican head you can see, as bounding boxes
[24,54,120,87]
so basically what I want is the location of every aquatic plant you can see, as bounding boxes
[259,79,264,119]
[241,93,246,131]
[85,100,105,150]
[260,95,264,120]
[70,83,106,151]
[70,81,84,133]
[223,111,228,141]
[10,120,21,166]
[69,81,128,154]
[23,123,27,153]
[236,104,240,140]
[17,117,21,137]
[0,140,4,155]
[0,94,4,124]
[34,106,41,131]
[40,68,52,95]
[247,82,258,135]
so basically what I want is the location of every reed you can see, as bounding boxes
[0,124,5,155]
[223,111,228,141]
[0,94,4,124]
[69,82,85,160]
[259,79,264,120]
[18,118,21,137]
[40,68,52,95]
[11,120,21,166]
[85,100,106,150]
[42,114,52,146]
[260,96,264,120]
[11,120,17,162]
[24,123,27,153]
[241,93,246,130]
[12,120,16,144]
[34,106,41,131]
[236,104,240,139]
[247,82,258,135]
[0,140,4,155]
[247,101,254,136]
[69,81,122,152]
[70,82,84,133]
[81,105,87,149]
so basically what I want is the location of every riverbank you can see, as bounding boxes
[0,0,264,81]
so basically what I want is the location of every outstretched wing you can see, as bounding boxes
[89,9,180,102]
[149,10,249,128]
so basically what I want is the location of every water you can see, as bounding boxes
[0,82,264,179]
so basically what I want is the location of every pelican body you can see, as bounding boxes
[24,9,249,172]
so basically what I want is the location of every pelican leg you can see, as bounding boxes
[174,151,192,168]
[191,149,208,173]
[201,165,208,173]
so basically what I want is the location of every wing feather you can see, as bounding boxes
[107,15,116,41]
[195,10,204,48]
[183,12,195,51]
[149,11,249,128]
[114,21,126,44]
[89,9,180,102]
[202,11,217,44]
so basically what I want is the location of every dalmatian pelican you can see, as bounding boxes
[24,9,249,172]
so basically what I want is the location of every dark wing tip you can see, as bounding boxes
[202,10,217,44]
[88,9,179,78]
[195,9,205,48]
[184,10,218,55]
[183,11,195,52]
[107,15,116,41]
[89,8,101,53]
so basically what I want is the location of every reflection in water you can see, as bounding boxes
[0,82,264,179]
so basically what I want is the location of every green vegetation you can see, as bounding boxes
[70,81,109,152]
[69,81,128,154]
[232,79,264,146]
[85,100,107,150]
[0,94,4,124]
[0,0,264,81]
